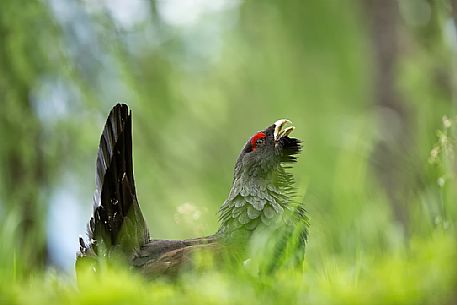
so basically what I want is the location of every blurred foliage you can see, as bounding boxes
[1,233,456,305]
[0,0,456,303]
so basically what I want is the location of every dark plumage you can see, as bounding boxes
[77,104,308,276]
[78,104,148,259]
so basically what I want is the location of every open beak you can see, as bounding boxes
[274,119,295,142]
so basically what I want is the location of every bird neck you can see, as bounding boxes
[218,166,294,235]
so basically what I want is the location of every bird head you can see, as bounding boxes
[218,119,301,234]
[234,119,301,180]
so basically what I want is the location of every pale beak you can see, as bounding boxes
[274,119,295,141]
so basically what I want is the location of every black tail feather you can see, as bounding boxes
[79,104,149,259]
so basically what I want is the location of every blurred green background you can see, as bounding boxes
[1,0,457,304]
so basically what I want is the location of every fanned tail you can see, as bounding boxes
[78,104,149,260]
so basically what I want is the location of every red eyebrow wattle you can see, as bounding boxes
[250,132,266,151]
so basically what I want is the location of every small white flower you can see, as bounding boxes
[442,115,452,128]
[437,177,445,187]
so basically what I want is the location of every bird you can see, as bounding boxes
[76,104,309,276]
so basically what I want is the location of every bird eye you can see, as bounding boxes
[250,131,267,152]
[256,138,265,145]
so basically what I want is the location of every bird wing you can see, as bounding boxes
[131,236,221,276]
[79,104,149,258]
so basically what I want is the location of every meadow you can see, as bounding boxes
[0,1,456,304]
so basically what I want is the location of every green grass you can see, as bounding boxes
[1,232,455,305]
